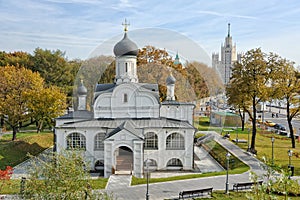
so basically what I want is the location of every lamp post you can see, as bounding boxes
[271,137,275,165]
[145,159,151,200]
[288,149,293,166]
[225,152,231,194]
[287,149,293,179]
[235,126,238,144]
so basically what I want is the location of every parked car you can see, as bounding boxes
[274,124,286,131]
[264,120,276,127]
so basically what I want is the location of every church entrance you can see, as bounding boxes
[114,146,133,174]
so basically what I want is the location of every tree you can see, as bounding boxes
[226,79,250,131]
[228,48,270,153]
[269,54,300,148]
[0,65,44,140]
[30,48,78,97]
[27,86,67,133]
[23,150,113,199]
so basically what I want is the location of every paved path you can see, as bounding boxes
[103,131,267,200]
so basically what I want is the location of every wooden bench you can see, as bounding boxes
[179,187,213,199]
[233,181,263,192]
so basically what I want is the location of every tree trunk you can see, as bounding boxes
[238,109,245,131]
[286,101,296,148]
[250,97,257,154]
[12,126,17,141]
[37,120,43,133]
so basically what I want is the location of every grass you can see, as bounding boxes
[0,132,54,169]
[232,128,300,175]
[197,116,300,176]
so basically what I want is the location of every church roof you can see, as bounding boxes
[161,100,195,106]
[166,74,176,85]
[56,110,93,120]
[113,32,138,57]
[56,117,195,129]
[105,120,143,140]
[77,81,87,95]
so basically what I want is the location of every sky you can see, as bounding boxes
[1,0,300,66]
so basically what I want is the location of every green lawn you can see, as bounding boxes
[197,116,300,176]
[0,132,54,169]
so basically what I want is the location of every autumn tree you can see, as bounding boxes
[269,54,300,148]
[0,66,66,140]
[0,66,44,140]
[228,48,270,153]
[27,86,67,133]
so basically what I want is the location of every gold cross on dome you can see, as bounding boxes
[122,19,130,32]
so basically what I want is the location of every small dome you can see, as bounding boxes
[166,74,176,85]
[77,81,87,95]
[113,33,138,57]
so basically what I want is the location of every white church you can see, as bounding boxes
[55,25,196,178]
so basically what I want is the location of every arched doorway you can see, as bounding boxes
[114,146,133,174]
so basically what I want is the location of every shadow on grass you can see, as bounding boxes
[0,140,47,169]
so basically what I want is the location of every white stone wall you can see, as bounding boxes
[160,104,194,124]
[94,83,160,119]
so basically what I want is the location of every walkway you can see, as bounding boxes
[103,131,267,200]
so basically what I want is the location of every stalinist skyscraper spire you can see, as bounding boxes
[212,23,241,85]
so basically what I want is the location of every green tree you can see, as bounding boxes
[269,54,300,148]
[23,150,113,199]
[30,48,79,97]
[228,48,270,153]
[0,65,44,140]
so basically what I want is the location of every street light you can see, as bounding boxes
[145,159,151,200]
[271,137,275,165]
[287,149,293,178]
[225,152,231,194]
[235,126,238,144]
[288,149,293,166]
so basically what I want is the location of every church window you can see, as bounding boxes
[166,132,184,150]
[124,93,128,103]
[125,62,128,72]
[167,158,183,167]
[144,132,158,149]
[66,132,86,150]
[94,133,105,150]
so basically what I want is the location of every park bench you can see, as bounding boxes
[233,181,263,192]
[179,187,213,199]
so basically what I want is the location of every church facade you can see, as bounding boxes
[55,26,196,178]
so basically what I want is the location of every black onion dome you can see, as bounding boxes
[113,33,138,57]
[77,81,87,95]
[166,74,176,85]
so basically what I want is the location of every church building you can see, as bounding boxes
[55,24,196,178]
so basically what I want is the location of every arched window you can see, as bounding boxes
[125,62,128,72]
[167,158,183,167]
[66,132,86,150]
[124,93,128,103]
[166,132,184,150]
[144,132,158,149]
[94,133,105,150]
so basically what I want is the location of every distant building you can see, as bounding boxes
[212,23,241,85]
[54,23,195,178]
